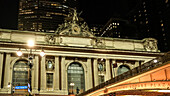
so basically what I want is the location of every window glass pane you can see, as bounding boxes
[117,65,130,75]
[13,61,29,86]
[47,73,53,88]
[67,63,85,94]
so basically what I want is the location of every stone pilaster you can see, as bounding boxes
[3,53,11,89]
[93,58,99,87]
[54,56,59,90]
[32,56,39,93]
[87,58,93,90]
[0,53,3,88]
[135,61,140,68]
[40,56,46,90]
[105,59,111,81]
[61,57,66,90]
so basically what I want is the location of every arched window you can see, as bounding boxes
[117,65,130,75]
[67,62,85,94]
[13,60,29,87]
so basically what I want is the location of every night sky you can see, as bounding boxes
[0,0,137,30]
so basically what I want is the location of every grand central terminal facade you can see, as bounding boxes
[0,11,163,95]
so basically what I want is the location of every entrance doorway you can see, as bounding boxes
[67,62,85,94]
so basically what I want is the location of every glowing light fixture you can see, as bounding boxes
[153,59,158,63]
[16,49,23,56]
[40,50,45,57]
[27,40,34,47]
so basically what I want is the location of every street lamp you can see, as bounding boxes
[16,40,45,95]
[16,48,22,56]
[16,40,45,57]
[40,49,45,57]
[70,83,75,94]
[27,40,34,47]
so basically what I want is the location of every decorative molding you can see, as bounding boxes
[45,35,56,44]
[55,9,94,37]
[143,38,158,52]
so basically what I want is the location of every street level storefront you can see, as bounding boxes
[0,10,163,95]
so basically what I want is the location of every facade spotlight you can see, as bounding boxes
[27,40,35,47]
[153,59,158,63]
[40,50,45,57]
[16,49,23,56]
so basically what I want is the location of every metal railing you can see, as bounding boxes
[78,52,170,96]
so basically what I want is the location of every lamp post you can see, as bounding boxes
[16,40,45,95]
[70,83,75,94]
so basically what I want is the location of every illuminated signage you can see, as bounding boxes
[15,86,28,89]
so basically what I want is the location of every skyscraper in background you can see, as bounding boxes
[18,0,79,32]
[100,17,138,39]
[127,0,170,52]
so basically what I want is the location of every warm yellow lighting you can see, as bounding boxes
[150,90,170,93]
[158,90,170,92]
[27,40,35,47]
[40,50,45,57]
[16,50,23,56]
[70,83,75,86]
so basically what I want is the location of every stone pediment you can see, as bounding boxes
[55,9,94,37]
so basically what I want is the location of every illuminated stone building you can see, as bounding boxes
[0,10,163,95]
[18,0,79,32]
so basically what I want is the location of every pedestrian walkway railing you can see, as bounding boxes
[78,52,170,96]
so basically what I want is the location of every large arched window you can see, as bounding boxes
[117,65,130,75]
[67,62,85,94]
[13,60,29,87]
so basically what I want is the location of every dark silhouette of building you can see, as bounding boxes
[127,0,170,52]
[100,17,138,39]
[89,24,103,37]
[18,0,79,32]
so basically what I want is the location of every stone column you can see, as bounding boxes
[105,59,111,81]
[135,61,140,68]
[3,53,11,89]
[33,56,39,93]
[61,57,66,90]
[87,58,93,90]
[112,60,116,78]
[0,53,4,88]
[93,58,99,87]
[40,56,46,90]
[54,56,59,90]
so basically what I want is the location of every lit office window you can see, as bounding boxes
[146,21,148,24]
[161,23,164,26]
[165,0,168,3]
[144,10,147,12]
[134,19,136,22]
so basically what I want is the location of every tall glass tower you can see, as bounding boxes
[18,0,79,32]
